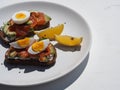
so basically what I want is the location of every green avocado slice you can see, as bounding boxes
[2,23,16,41]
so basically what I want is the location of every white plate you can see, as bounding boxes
[0,1,92,86]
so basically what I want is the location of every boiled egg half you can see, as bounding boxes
[10,37,35,49]
[12,11,30,24]
[28,39,50,54]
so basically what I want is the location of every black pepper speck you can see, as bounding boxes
[71,37,74,40]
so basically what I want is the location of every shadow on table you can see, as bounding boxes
[0,53,90,90]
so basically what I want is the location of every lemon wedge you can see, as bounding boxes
[34,24,64,40]
[55,35,83,46]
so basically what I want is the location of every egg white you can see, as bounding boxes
[33,34,40,41]
[28,39,50,54]
[10,38,35,49]
[12,11,30,24]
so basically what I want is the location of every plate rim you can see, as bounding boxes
[0,1,92,86]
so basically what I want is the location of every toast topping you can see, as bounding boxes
[28,39,50,54]
[10,37,35,49]
[12,11,30,24]
[17,38,30,48]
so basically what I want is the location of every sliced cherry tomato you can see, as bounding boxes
[29,13,37,28]
[39,53,46,62]
[39,45,51,62]
[37,12,45,25]
[19,51,29,58]
[15,29,27,37]
[30,12,45,28]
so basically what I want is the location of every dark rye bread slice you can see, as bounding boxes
[0,22,50,44]
[5,43,57,66]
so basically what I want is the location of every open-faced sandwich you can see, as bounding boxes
[5,38,56,66]
[0,10,51,43]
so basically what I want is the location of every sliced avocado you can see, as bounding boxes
[49,44,55,55]
[26,20,33,25]
[3,23,9,34]
[2,23,16,41]
[41,56,49,62]
[44,14,51,23]
[7,34,16,41]
[3,23,16,36]
[6,30,16,36]
[9,51,17,57]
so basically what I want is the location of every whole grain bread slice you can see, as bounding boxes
[5,43,57,66]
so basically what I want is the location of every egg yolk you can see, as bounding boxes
[17,38,30,47]
[15,13,26,19]
[32,41,44,52]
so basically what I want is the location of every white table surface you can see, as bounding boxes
[0,0,120,90]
